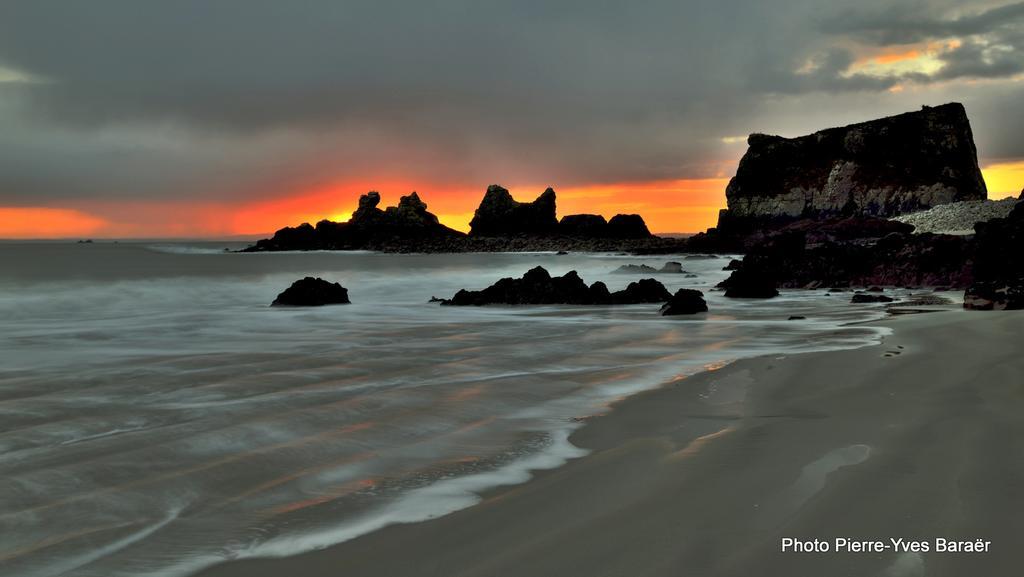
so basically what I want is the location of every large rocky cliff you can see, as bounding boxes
[720,103,987,231]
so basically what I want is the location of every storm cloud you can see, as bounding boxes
[0,0,1021,210]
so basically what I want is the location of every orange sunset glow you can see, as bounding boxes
[982,161,1024,198]
[229,177,732,236]
[0,178,734,239]
[3,165,1022,239]
[0,208,108,238]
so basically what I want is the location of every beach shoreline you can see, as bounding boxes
[193,309,1024,577]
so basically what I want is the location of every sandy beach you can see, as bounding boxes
[193,309,1024,577]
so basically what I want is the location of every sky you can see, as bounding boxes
[0,0,1022,238]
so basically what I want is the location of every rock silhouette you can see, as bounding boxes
[271,277,351,306]
[469,185,559,236]
[660,289,708,315]
[440,266,671,306]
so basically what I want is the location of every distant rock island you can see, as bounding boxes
[470,184,651,239]
[247,191,464,252]
[244,186,680,253]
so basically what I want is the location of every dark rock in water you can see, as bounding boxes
[851,293,894,303]
[469,185,558,236]
[866,286,884,292]
[607,214,651,238]
[442,266,590,305]
[718,268,780,299]
[614,262,686,274]
[788,315,806,320]
[556,250,569,256]
[272,277,350,306]
[723,259,743,271]
[612,278,673,304]
[900,294,953,306]
[685,254,719,260]
[440,267,671,306]
[559,214,608,237]
[721,103,986,227]
[247,191,464,252]
[967,201,1024,309]
[614,264,659,274]
[964,282,1024,310]
[660,289,708,315]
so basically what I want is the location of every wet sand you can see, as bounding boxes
[195,310,1024,577]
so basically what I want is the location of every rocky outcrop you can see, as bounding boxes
[718,268,780,298]
[558,213,652,238]
[440,266,671,306]
[965,201,1024,309]
[718,103,987,237]
[720,229,974,291]
[963,282,1024,310]
[469,185,653,239]
[247,191,464,252]
[607,214,651,238]
[469,185,558,236]
[271,277,350,306]
[660,289,708,315]
[851,293,894,303]
[613,278,673,303]
[558,214,608,237]
[613,262,687,274]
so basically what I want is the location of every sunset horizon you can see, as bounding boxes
[2,159,1021,239]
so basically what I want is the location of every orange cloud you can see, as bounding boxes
[0,207,108,238]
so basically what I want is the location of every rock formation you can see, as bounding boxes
[469,185,653,239]
[851,293,894,303]
[720,229,974,292]
[965,201,1024,309]
[607,214,651,238]
[613,278,673,303]
[717,103,987,237]
[718,268,780,299]
[660,289,708,315]
[469,185,558,236]
[271,277,351,306]
[613,262,687,274]
[246,191,464,252]
[439,266,671,306]
[558,214,608,237]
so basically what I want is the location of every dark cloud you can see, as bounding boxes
[817,1,1024,85]
[821,1,1024,45]
[0,0,1021,209]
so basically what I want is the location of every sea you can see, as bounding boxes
[0,241,894,577]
